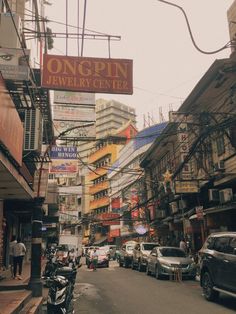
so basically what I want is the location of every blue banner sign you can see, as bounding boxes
[50,146,77,159]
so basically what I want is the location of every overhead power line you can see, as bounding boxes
[157,0,234,55]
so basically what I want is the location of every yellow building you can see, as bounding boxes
[88,141,120,214]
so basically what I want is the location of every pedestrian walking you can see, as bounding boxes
[12,237,26,280]
[9,235,17,278]
[91,249,98,271]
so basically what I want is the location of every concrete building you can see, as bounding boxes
[0,0,54,302]
[96,99,136,138]
[141,56,236,251]
[81,99,136,245]
[108,123,167,244]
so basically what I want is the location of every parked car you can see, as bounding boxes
[101,245,117,260]
[87,248,109,268]
[132,242,160,271]
[146,246,196,280]
[118,241,137,268]
[199,232,236,301]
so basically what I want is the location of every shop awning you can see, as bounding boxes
[93,236,107,245]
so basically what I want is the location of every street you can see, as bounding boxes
[73,260,236,314]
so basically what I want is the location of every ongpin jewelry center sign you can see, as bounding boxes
[42,54,133,94]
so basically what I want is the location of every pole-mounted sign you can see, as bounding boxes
[42,54,133,95]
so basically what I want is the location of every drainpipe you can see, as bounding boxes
[28,197,44,297]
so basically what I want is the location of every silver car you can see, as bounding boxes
[146,246,196,280]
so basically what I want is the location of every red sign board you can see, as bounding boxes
[109,229,120,238]
[0,75,23,165]
[111,197,120,210]
[42,54,133,95]
[98,213,120,226]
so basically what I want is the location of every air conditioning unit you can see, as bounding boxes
[0,13,22,48]
[23,109,43,152]
[214,160,225,172]
[208,189,219,202]
[219,188,233,204]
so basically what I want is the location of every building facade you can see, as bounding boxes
[141,56,236,251]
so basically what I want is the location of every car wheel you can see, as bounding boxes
[131,260,135,270]
[119,260,123,267]
[202,272,219,301]
[124,259,129,268]
[155,265,160,279]
[107,263,109,268]
[146,263,151,276]
[138,261,143,272]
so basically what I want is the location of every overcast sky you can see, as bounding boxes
[46,0,234,129]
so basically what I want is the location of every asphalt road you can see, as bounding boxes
[73,260,236,314]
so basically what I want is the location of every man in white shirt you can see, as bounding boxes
[12,237,26,280]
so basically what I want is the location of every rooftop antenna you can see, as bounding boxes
[159,107,165,123]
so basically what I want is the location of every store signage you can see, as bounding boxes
[50,146,77,159]
[109,229,120,238]
[0,75,23,165]
[42,54,133,94]
[169,111,193,123]
[98,213,120,226]
[111,197,121,211]
[0,48,30,80]
[53,105,95,122]
[49,159,78,174]
[54,91,95,105]
[174,180,199,194]
[53,120,96,139]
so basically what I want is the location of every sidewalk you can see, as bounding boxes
[0,259,47,314]
[0,262,31,289]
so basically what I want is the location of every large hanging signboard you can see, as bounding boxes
[53,105,95,122]
[42,54,133,94]
[53,120,96,139]
[49,146,78,174]
[0,48,30,80]
[0,75,23,165]
[54,91,95,105]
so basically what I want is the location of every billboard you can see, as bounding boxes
[0,48,30,80]
[174,180,199,194]
[50,146,77,159]
[49,159,78,174]
[53,120,96,139]
[0,75,23,165]
[98,213,120,226]
[54,91,95,105]
[53,105,95,122]
[42,54,133,94]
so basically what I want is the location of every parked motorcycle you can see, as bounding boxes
[47,265,78,313]
[47,275,74,314]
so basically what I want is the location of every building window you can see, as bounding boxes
[216,136,225,156]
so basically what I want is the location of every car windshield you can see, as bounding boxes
[127,245,135,251]
[96,250,107,256]
[160,248,186,257]
[143,244,159,251]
